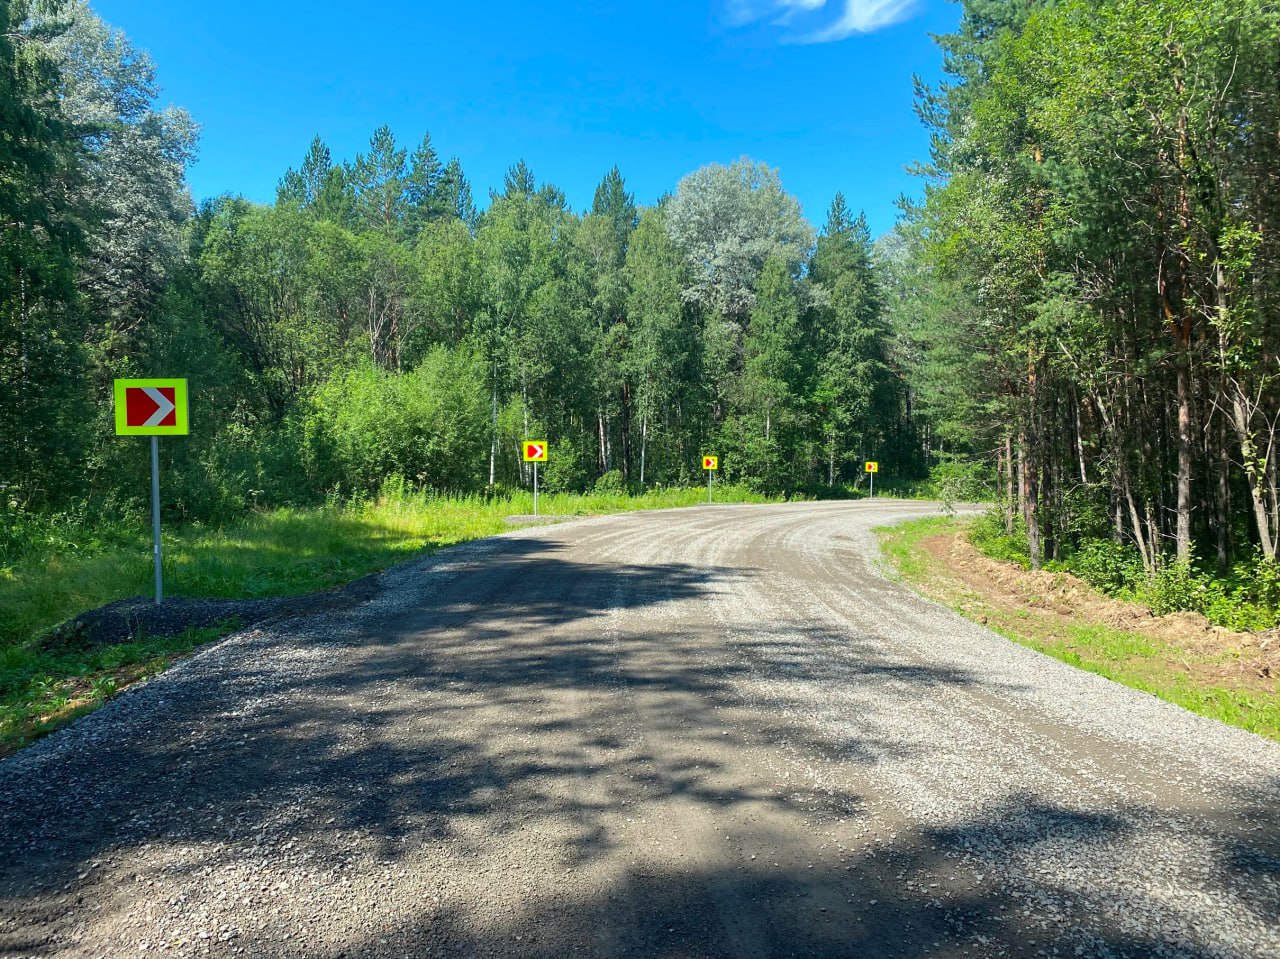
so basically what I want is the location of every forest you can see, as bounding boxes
[3,0,1280,614]
[1,0,909,521]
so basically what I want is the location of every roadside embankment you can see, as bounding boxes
[878,516,1280,741]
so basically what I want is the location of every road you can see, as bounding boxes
[2,500,1278,958]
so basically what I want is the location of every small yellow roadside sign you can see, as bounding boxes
[523,440,548,462]
[865,461,879,473]
[703,455,718,470]
[114,379,189,436]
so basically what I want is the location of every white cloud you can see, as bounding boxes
[805,0,919,39]
[773,0,827,25]
[726,0,920,40]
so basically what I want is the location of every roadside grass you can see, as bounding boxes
[0,484,774,756]
[1,625,228,757]
[878,517,1280,743]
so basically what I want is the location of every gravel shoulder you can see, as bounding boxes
[2,500,1278,958]
[883,522,1279,728]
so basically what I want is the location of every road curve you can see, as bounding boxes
[2,500,1278,958]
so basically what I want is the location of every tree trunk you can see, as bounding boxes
[1230,389,1278,561]
[1005,434,1016,534]
[620,384,632,481]
[1215,411,1230,575]
[639,415,648,487]
[1147,506,1161,573]
[488,384,498,488]
[1018,426,1043,569]
[1175,349,1193,562]
[1074,391,1088,485]
[1025,435,1042,570]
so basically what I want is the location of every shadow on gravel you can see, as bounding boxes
[1,535,1277,957]
[271,789,1279,959]
[0,545,749,873]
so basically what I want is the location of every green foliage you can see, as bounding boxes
[910,0,1280,572]
[664,158,814,323]
[972,529,1280,633]
[969,507,1030,568]
[1140,556,1280,633]
[1243,553,1280,611]
[0,0,90,508]
[303,349,490,495]
[1064,538,1145,595]
[882,517,1280,742]
[593,469,627,494]
[541,438,591,494]
[926,457,994,505]
[1143,562,1220,617]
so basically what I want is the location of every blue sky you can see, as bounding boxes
[91,0,961,238]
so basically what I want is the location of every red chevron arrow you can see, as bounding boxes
[125,386,177,428]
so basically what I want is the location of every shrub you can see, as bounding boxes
[593,469,627,494]
[1067,538,1145,595]
[303,349,490,496]
[968,507,1030,568]
[1143,562,1226,616]
[1239,551,1280,611]
[541,439,591,494]
[928,458,994,505]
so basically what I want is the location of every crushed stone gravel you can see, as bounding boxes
[1,500,1277,959]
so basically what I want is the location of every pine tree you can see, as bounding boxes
[435,157,476,227]
[349,125,409,238]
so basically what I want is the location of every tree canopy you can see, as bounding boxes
[5,0,1280,591]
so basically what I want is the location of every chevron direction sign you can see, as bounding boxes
[114,379,189,436]
[523,440,548,462]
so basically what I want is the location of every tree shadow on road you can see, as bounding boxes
[0,535,1277,957]
[269,786,1279,959]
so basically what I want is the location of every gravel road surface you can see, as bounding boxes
[2,500,1278,958]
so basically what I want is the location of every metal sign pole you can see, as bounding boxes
[708,468,713,504]
[870,469,874,498]
[533,463,539,517]
[151,435,163,604]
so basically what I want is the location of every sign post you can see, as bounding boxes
[523,440,548,516]
[114,379,189,604]
[703,455,718,504]
[865,460,879,497]
[151,436,162,602]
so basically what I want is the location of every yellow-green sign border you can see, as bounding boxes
[114,378,190,436]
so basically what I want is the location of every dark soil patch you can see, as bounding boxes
[40,569,386,653]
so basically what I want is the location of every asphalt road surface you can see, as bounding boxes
[2,501,1278,959]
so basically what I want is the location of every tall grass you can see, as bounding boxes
[1,483,773,647]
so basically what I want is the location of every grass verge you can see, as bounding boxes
[0,484,774,756]
[878,516,1280,742]
[1,625,230,757]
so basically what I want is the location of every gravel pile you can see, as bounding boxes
[39,571,389,652]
